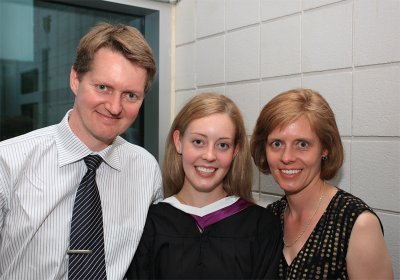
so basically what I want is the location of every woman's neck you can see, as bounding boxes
[285,179,326,217]
[176,187,228,208]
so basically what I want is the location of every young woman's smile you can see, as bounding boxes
[173,113,238,198]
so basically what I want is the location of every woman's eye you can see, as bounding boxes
[271,140,282,148]
[218,143,230,150]
[193,139,203,146]
[298,141,309,149]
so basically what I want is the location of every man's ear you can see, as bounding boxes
[173,130,182,154]
[70,66,79,97]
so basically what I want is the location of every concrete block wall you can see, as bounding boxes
[174,0,399,277]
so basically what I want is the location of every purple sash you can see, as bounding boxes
[191,198,253,230]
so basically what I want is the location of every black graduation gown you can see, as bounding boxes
[126,202,282,279]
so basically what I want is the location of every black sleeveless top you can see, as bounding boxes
[267,189,382,280]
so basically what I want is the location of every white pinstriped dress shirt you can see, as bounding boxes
[0,111,163,280]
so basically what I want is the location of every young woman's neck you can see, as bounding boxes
[176,187,228,208]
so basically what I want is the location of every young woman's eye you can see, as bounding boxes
[218,143,230,150]
[192,139,203,146]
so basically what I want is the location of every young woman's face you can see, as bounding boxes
[173,113,238,195]
[265,116,328,195]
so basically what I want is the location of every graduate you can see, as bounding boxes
[126,92,282,279]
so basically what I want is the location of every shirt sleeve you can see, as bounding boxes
[0,156,10,232]
[151,163,163,203]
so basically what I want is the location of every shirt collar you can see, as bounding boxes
[55,110,123,171]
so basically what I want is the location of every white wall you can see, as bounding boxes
[174,0,400,277]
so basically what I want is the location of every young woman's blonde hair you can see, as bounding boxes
[163,92,254,202]
[251,88,344,180]
[73,22,156,92]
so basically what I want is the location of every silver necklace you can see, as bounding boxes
[283,183,326,248]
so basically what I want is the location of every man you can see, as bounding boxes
[0,23,163,280]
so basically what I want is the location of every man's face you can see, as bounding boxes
[69,47,147,151]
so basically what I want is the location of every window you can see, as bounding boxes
[0,0,160,157]
[21,69,39,94]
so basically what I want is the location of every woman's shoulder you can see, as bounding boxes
[265,197,286,216]
[240,204,282,242]
[148,201,180,214]
[246,203,280,219]
[146,202,188,223]
[333,189,375,213]
[328,189,383,231]
[242,203,282,230]
[143,202,196,235]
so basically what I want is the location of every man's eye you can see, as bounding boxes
[124,92,142,102]
[127,92,138,100]
[98,84,108,91]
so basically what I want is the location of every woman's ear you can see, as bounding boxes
[233,144,240,158]
[173,130,182,154]
[321,148,329,160]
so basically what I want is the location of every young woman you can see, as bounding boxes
[251,88,393,279]
[126,92,282,279]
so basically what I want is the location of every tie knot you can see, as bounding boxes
[84,155,103,171]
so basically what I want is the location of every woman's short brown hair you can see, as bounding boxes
[73,22,156,92]
[163,92,254,202]
[250,88,344,180]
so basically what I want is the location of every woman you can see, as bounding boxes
[251,88,393,279]
[126,92,282,279]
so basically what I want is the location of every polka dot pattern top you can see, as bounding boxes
[267,189,382,280]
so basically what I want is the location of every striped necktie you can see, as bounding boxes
[68,155,107,280]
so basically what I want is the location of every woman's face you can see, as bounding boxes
[173,113,238,195]
[265,116,328,195]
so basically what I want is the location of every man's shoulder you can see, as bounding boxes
[0,125,56,150]
[114,137,158,164]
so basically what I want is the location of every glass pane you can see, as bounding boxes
[0,0,145,146]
